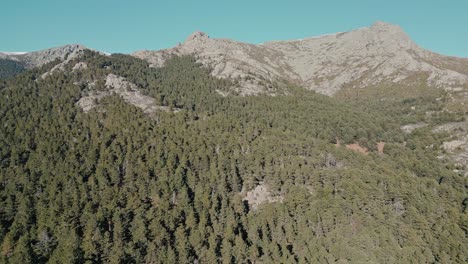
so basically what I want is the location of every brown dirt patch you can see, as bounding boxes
[346,143,369,155]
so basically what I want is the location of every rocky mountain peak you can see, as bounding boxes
[133,21,468,96]
[34,44,87,59]
[347,21,418,53]
[0,44,88,68]
[185,31,209,42]
[370,21,404,33]
[363,21,415,50]
[61,44,87,53]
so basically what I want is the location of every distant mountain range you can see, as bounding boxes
[3,21,466,171]
[2,22,468,97]
[1,21,467,263]
[134,21,468,97]
[0,44,86,68]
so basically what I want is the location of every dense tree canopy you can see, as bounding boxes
[0,58,25,79]
[0,52,466,263]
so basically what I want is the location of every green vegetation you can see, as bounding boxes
[0,52,466,263]
[0,58,25,79]
[336,79,466,126]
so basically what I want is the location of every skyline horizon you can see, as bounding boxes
[2,20,468,59]
[2,0,468,58]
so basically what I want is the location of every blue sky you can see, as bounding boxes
[2,0,468,57]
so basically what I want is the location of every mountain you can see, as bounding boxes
[0,58,26,78]
[0,44,87,69]
[1,51,467,263]
[132,22,468,170]
[133,21,468,96]
[0,23,467,263]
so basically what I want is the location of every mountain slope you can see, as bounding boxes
[0,52,466,263]
[0,58,26,78]
[0,44,87,69]
[133,21,468,96]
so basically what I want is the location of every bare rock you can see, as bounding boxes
[434,121,468,171]
[401,123,428,133]
[2,44,87,69]
[185,31,209,42]
[72,62,88,71]
[77,93,106,112]
[442,140,465,151]
[242,182,284,210]
[133,22,468,96]
[77,74,176,114]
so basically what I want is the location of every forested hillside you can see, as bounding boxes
[0,59,25,79]
[0,52,466,263]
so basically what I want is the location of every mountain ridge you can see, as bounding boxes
[1,24,467,263]
[0,44,88,68]
[2,22,468,99]
[133,21,468,96]
[1,46,466,263]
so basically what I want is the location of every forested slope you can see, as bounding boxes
[0,52,466,263]
[0,59,25,79]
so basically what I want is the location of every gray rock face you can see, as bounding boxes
[242,183,284,210]
[77,74,174,114]
[185,31,209,42]
[0,44,87,69]
[72,62,88,71]
[133,21,468,96]
[401,123,428,134]
[433,121,468,175]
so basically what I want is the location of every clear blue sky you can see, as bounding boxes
[2,0,468,57]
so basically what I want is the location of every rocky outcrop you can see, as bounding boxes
[133,34,287,95]
[242,183,284,210]
[133,21,468,96]
[72,62,88,71]
[77,74,175,114]
[0,44,87,69]
[434,121,468,175]
[401,123,428,133]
